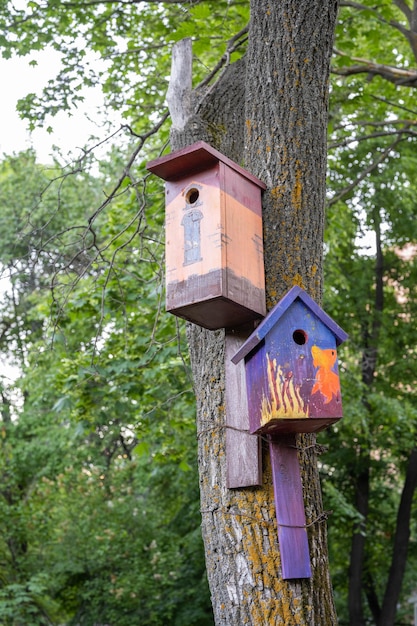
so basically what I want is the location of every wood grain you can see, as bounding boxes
[269,434,312,579]
[225,330,262,488]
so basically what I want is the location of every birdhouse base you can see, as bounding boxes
[166,251,266,330]
[168,296,264,331]
[254,416,342,436]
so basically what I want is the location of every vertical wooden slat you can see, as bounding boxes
[225,329,262,488]
[269,434,312,579]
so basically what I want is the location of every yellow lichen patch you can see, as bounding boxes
[249,583,309,626]
[231,487,279,580]
[280,594,305,625]
[291,167,303,212]
[271,185,285,199]
[292,273,305,289]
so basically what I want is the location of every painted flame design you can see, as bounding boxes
[261,353,309,426]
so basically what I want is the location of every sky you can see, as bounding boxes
[0,50,113,383]
[0,49,109,163]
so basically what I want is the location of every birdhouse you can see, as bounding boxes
[232,286,348,435]
[146,141,266,330]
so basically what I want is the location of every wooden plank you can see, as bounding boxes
[269,434,311,579]
[225,330,262,488]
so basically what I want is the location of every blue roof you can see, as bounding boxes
[231,286,348,364]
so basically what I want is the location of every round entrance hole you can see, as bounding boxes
[185,188,200,205]
[292,329,308,345]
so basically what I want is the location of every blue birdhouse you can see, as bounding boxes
[231,286,348,435]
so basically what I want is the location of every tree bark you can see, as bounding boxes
[168,1,339,623]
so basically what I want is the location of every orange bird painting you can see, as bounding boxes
[311,345,340,404]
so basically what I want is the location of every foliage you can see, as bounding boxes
[1,1,249,131]
[0,150,212,624]
[322,2,417,622]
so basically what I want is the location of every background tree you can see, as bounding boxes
[323,1,417,624]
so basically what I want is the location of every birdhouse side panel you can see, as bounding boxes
[165,165,224,312]
[221,164,266,318]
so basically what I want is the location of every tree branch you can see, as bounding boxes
[195,24,249,93]
[166,38,193,131]
[62,0,201,6]
[337,1,417,62]
[370,94,417,115]
[393,0,412,23]
[329,124,417,149]
[332,49,417,87]
[333,117,417,131]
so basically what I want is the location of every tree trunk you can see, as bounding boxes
[348,461,370,626]
[378,447,417,626]
[348,209,383,626]
[169,1,339,623]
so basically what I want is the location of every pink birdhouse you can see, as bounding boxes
[146,141,266,330]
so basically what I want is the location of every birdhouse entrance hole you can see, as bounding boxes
[292,329,308,345]
[185,188,200,205]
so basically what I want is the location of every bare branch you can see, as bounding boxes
[32,111,171,348]
[327,135,404,206]
[370,94,417,115]
[195,24,249,94]
[339,0,405,26]
[86,111,169,228]
[339,0,377,9]
[62,0,200,6]
[333,117,417,131]
[332,48,417,86]
[338,1,417,61]
[167,38,193,131]
[329,125,417,149]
